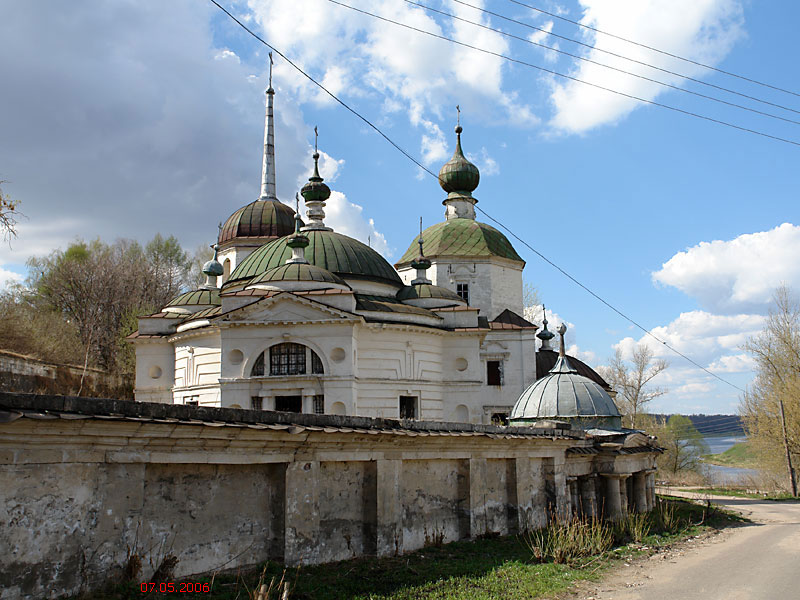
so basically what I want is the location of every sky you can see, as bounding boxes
[1,0,798,415]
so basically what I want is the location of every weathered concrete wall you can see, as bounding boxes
[0,393,658,600]
[0,350,132,399]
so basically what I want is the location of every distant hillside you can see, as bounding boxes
[649,413,744,436]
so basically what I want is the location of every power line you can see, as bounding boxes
[327,0,800,148]
[451,0,800,117]
[503,0,800,100]
[208,0,751,395]
[403,0,800,127]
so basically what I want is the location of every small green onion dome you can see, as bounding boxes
[202,257,224,277]
[396,283,463,302]
[226,230,403,287]
[165,288,221,308]
[410,256,431,271]
[300,152,331,202]
[218,199,297,244]
[438,126,480,197]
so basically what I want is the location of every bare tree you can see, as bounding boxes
[600,344,668,428]
[522,280,542,323]
[0,180,20,241]
[741,286,799,496]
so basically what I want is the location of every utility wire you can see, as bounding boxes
[208,0,751,394]
[404,0,800,127]
[503,0,800,100]
[327,0,800,148]
[452,0,800,117]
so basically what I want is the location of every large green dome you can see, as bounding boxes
[396,219,524,267]
[226,230,403,287]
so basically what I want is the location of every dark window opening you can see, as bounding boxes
[311,350,324,374]
[313,395,325,414]
[251,352,265,376]
[491,412,509,426]
[456,283,470,305]
[251,396,263,411]
[399,396,417,419]
[487,360,503,386]
[270,343,306,376]
[275,396,302,413]
[185,398,198,406]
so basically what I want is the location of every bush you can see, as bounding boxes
[526,516,613,564]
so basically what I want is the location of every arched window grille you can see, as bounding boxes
[250,343,324,377]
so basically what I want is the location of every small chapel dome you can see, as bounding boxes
[300,152,331,203]
[510,324,621,429]
[247,262,350,292]
[396,219,524,267]
[163,289,221,314]
[438,124,480,198]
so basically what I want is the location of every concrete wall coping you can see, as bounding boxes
[0,392,583,440]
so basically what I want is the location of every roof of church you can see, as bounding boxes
[249,262,348,287]
[536,350,611,390]
[165,289,221,308]
[218,199,297,245]
[396,283,463,302]
[491,309,537,330]
[355,294,438,317]
[396,219,524,267]
[225,229,403,287]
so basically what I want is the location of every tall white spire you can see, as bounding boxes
[260,52,277,201]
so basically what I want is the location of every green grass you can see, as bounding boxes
[76,499,743,600]
[681,487,797,501]
[702,442,758,468]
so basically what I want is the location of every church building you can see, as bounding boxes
[131,77,614,426]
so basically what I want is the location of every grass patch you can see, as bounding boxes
[75,498,743,600]
[702,442,758,468]
[681,487,797,501]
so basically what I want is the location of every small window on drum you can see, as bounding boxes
[311,350,324,374]
[456,283,469,304]
[313,395,324,414]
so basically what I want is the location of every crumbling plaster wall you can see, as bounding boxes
[0,395,657,600]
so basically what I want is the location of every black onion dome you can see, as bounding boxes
[218,199,297,244]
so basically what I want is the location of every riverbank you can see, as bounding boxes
[76,498,744,600]
[702,441,758,469]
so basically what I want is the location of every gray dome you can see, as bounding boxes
[510,355,621,426]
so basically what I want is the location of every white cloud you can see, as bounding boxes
[467,147,499,176]
[0,266,23,290]
[529,21,554,45]
[708,353,756,373]
[318,191,390,257]
[652,223,800,314]
[549,0,744,133]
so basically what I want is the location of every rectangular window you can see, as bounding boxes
[275,395,303,413]
[185,397,198,406]
[311,350,324,374]
[487,360,502,386]
[491,412,509,426]
[456,283,470,305]
[270,343,306,376]
[399,396,417,419]
[313,395,325,414]
[251,396,263,411]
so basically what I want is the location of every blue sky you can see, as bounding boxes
[1,0,798,414]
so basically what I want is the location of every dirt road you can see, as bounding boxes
[572,491,800,600]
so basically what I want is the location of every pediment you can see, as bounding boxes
[221,293,356,324]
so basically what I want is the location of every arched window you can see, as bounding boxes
[250,343,324,376]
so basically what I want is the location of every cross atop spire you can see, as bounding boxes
[417,216,424,257]
[456,104,461,129]
[411,216,432,285]
[314,126,319,154]
[268,51,273,90]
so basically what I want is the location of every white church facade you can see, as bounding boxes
[131,80,610,425]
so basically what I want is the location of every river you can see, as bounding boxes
[701,434,760,485]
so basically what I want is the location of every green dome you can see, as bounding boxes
[301,152,332,202]
[438,127,479,197]
[249,262,348,287]
[165,289,221,308]
[218,199,296,244]
[227,230,403,287]
[397,284,463,302]
[396,219,524,266]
